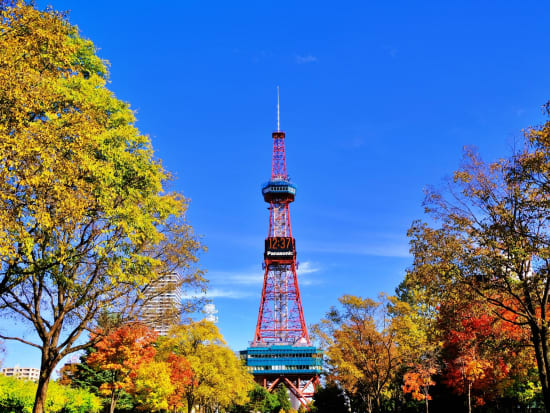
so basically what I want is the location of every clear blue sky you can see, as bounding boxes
[3,0,550,369]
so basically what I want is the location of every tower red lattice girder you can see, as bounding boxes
[253,131,309,346]
[254,261,309,344]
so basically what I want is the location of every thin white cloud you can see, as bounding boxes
[208,270,263,286]
[206,289,253,299]
[298,262,323,286]
[210,262,321,285]
[206,262,323,291]
[183,288,254,300]
[296,54,318,64]
[300,277,319,286]
[297,261,320,275]
[229,273,264,285]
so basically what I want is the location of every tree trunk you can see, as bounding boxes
[367,394,373,413]
[425,395,429,413]
[530,323,550,413]
[467,381,471,413]
[32,371,50,413]
[541,323,550,413]
[109,390,118,413]
[32,350,58,413]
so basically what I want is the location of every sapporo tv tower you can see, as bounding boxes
[241,89,322,410]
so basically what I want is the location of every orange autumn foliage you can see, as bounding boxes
[165,353,195,411]
[402,368,437,401]
[86,323,157,412]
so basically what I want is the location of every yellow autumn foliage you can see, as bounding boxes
[159,321,255,412]
[0,3,205,412]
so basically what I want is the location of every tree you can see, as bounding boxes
[275,385,292,412]
[311,383,349,413]
[406,105,550,411]
[158,321,254,413]
[390,293,440,413]
[400,194,538,412]
[229,384,280,413]
[437,295,533,412]
[312,294,401,413]
[0,1,14,11]
[72,347,135,412]
[75,326,194,412]
[164,353,194,412]
[58,361,79,386]
[440,299,494,413]
[133,361,174,412]
[0,3,205,413]
[85,323,157,413]
[0,374,101,413]
[402,368,436,411]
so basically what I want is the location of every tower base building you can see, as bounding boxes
[241,345,322,409]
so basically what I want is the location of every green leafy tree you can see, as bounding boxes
[0,3,205,413]
[311,383,348,413]
[229,384,280,413]
[275,385,292,412]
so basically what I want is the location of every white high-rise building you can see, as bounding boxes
[141,272,182,336]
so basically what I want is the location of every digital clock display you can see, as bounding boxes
[264,237,295,259]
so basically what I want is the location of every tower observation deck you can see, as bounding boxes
[240,96,321,410]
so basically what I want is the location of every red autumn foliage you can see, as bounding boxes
[439,298,529,407]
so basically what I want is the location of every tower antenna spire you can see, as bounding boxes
[277,86,280,132]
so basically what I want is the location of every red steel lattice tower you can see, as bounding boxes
[254,108,307,346]
[242,91,321,409]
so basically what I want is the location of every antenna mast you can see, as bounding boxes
[277,86,280,132]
